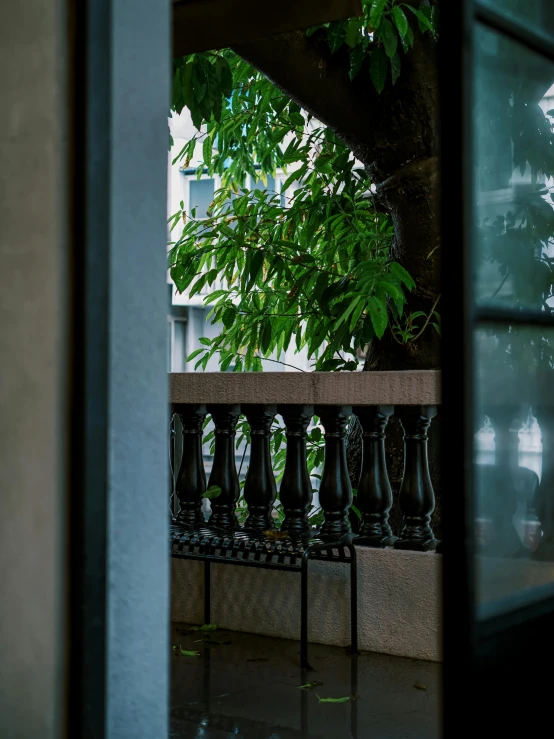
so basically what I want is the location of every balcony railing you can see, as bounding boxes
[169,370,442,550]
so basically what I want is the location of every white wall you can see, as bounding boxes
[0,1,70,736]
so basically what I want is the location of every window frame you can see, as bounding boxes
[440,1,554,732]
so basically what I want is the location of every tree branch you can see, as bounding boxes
[232,23,438,186]
[231,29,376,164]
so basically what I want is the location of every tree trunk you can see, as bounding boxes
[233,13,442,536]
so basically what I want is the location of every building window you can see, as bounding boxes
[189,178,214,219]
[168,316,188,372]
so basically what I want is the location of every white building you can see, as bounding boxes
[167,109,312,373]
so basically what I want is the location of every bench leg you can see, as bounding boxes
[348,544,358,655]
[204,560,211,625]
[300,552,309,669]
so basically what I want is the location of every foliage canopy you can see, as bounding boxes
[168,1,440,372]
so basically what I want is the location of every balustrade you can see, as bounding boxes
[353,406,395,546]
[169,371,442,548]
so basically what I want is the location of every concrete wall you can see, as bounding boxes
[172,549,443,662]
[0,1,70,737]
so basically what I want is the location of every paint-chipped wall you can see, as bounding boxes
[172,549,442,662]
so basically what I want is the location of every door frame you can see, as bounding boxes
[440,1,554,733]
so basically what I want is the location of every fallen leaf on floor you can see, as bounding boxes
[263,530,290,540]
[180,649,201,657]
[298,681,324,690]
[188,623,218,632]
[315,695,350,704]
[413,683,427,691]
[246,657,269,662]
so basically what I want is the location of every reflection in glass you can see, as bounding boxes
[481,0,554,38]
[474,324,554,615]
[475,26,554,311]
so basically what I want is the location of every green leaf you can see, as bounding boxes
[222,307,236,329]
[389,262,415,290]
[349,43,367,80]
[327,20,348,53]
[203,485,222,499]
[392,6,409,37]
[370,47,388,94]
[282,164,308,193]
[349,296,366,331]
[260,319,273,354]
[183,61,194,106]
[379,19,397,59]
[334,294,363,331]
[299,680,324,690]
[289,112,305,127]
[187,623,218,631]
[405,5,434,34]
[203,137,213,169]
[316,694,350,704]
[186,348,204,362]
[247,250,265,290]
[215,56,233,97]
[399,23,414,53]
[310,427,322,443]
[367,295,388,338]
[180,650,201,657]
[369,0,387,30]
[391,52,401,86]
[346,18,361,48]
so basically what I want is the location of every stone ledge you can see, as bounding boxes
[169,370,441,407]
[172,547,442,662]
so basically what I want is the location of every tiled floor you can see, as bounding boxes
[171,623,440,739]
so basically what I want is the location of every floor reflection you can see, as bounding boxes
[170,624,440,739]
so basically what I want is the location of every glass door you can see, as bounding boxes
[441,0,554,733]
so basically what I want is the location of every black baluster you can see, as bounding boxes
[315,405,353,539]
[207,404,241,530]
[169,410,177,519]
[353,405,395,547]
[243,405,277,531]
[174,403,207,527]
[395,406,439,551]
[534,407,554,560]
[482,405,522,557]
[278,405,314,536]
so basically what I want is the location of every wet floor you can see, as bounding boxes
[171,623,440,739]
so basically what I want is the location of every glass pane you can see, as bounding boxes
[480,0,554,37]
[189,178,214,219]
[474,25,554,312]
[172,320,187,372]
[474,323,554,617]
